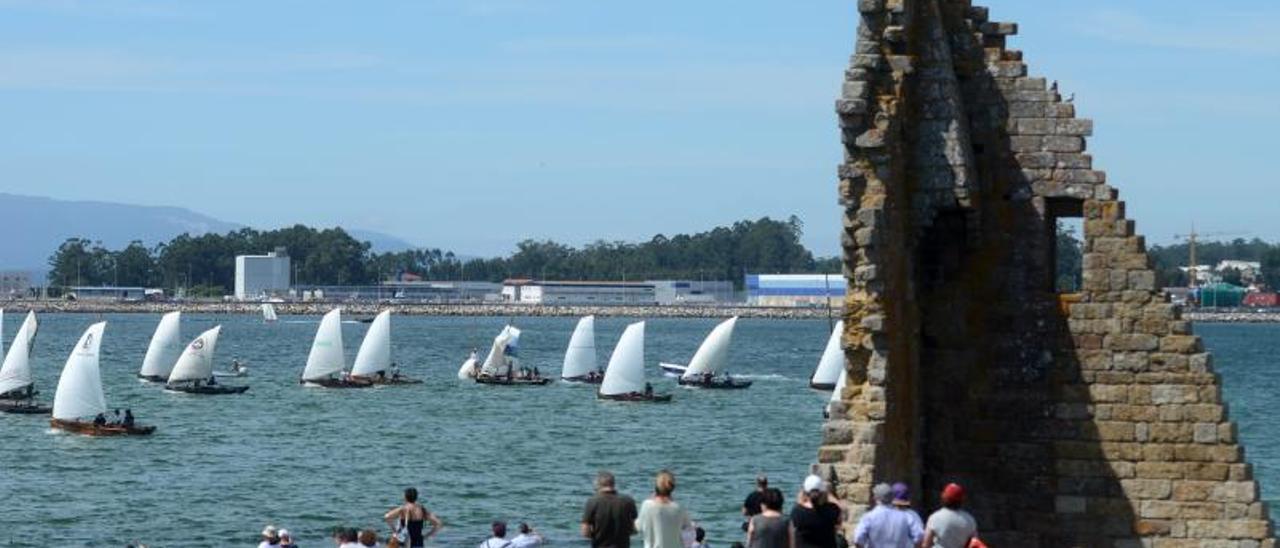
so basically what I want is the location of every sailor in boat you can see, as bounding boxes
[644,383,653,398]
[123,409,135,429]
[93,413,106,427]
[390,362,402,380]
[208,375,219,386]
[111,408,122,425]
[230,358,244,374]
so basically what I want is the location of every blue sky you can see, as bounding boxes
[0,0,1276,257]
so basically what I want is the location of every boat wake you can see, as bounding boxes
[731,373,791,381]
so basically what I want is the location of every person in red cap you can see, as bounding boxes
[921,483,977,548]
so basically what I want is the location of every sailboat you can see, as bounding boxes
[164,326,249,394]
[663,317,752,389]
[457,350,480,380]
[810,320,845,390]
[598,322,669,402]
[51,322,155,436]
[300,308,370,388]
[476,325,550,385]
[561,316,603,384]
[824,369,848,419]
[0,312,50,414]
[138,311,182,382]
[350,311,421,385]
[261,303,279,323]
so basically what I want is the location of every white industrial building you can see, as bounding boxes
[235,248,291,301]
[745,273,845,307]
[649,280,736,304]
[502,279,656,305]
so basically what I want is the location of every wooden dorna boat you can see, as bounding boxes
[52,322,155,437]
[164,326,249,395]
[300,308,373,389]
[809,320,845,390]
[598,322,671,403]
[561,316,604,385]
[138,311,182,383]
[348,311,423,386]
[0,311,52,414]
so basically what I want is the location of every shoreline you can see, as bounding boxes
[0,300,844,320]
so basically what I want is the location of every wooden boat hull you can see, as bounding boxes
[50,419,156,436]
[597,392,673,403]
[677,378,754,389]
[165,384,250,395]
[137,374,168,383]
[352,376,424,385]
[0,401,51,414]
[561,375,604,385]
[475,376,552,386]
[809,382,836,390]
[302,378,374,389]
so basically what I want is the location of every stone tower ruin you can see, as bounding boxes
[819,0,1275,545]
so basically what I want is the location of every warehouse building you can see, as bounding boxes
[649,280,737,304]
[293,281,502,302]
[502,279,656,305]
[745,274,844,307]
[234,248,291,301]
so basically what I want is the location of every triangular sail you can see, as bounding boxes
[351,310,392,377]
[811,320,846,388]
[140,311,183,378]
[168,326,221,384]
[262,303,278,322]
[561,316,597,379]
[600,322,646,396]
[681,316,738,379]
[830,369,847,404]
[480,326,521,377]
[302,308,346,381]
[0,311,38,395]
[52,322,108,420]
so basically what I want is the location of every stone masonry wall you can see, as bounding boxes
[817,0,1275,545]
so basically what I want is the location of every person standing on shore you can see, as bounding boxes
[921,484,978,548]
[746,487,791,548]
[634,470,692,548]
[851,483,921,548]
[385,487,443,548]
[741,474,770,531]
[889,483,923,538]
[790,475,844,548]
[581,470,639,548]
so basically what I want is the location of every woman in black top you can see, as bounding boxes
[385,487,443,547]
[790,476,844,548]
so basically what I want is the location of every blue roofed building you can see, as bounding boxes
[745,274,844,307]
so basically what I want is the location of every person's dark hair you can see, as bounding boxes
[492,521,507,538]
[695,527,706,542]
[596,470,616,490]
[358,529,378,546]
[404,487,418,503]
[761,487,784,511]
[519,523,531,534]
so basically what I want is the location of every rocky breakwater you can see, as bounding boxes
[1185,310,1280,323]
[13,300,838,320]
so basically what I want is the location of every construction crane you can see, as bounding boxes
[1172,224,1249,289]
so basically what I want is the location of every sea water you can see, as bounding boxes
[0,315,1275,546]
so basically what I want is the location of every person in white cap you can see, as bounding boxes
[790,475,846,548]
[259,525,282,548]
[279,528,298,548]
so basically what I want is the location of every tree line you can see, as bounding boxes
[1148,238,1280,289]
[47,216,840,296]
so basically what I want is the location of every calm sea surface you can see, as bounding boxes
[0,315,1275,547]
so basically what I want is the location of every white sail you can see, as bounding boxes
[457,356,478,379]
[561,316,597,379]
[52,322,108,420]
[302,308,346,381]
[680,316,738,379]
[480,326,521,377]
[600,322,646,396]
[140,311,183,378]
[167,326,221,384]
[0,311,38,395]
[811,321,846,388]
[830,369,848,403]
[261,303,279,322]
[351,310,392,377]
[0,308,5,361]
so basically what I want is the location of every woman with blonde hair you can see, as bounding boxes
[635,470,693,548]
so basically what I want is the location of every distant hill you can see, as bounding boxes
[0,193,422,279]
